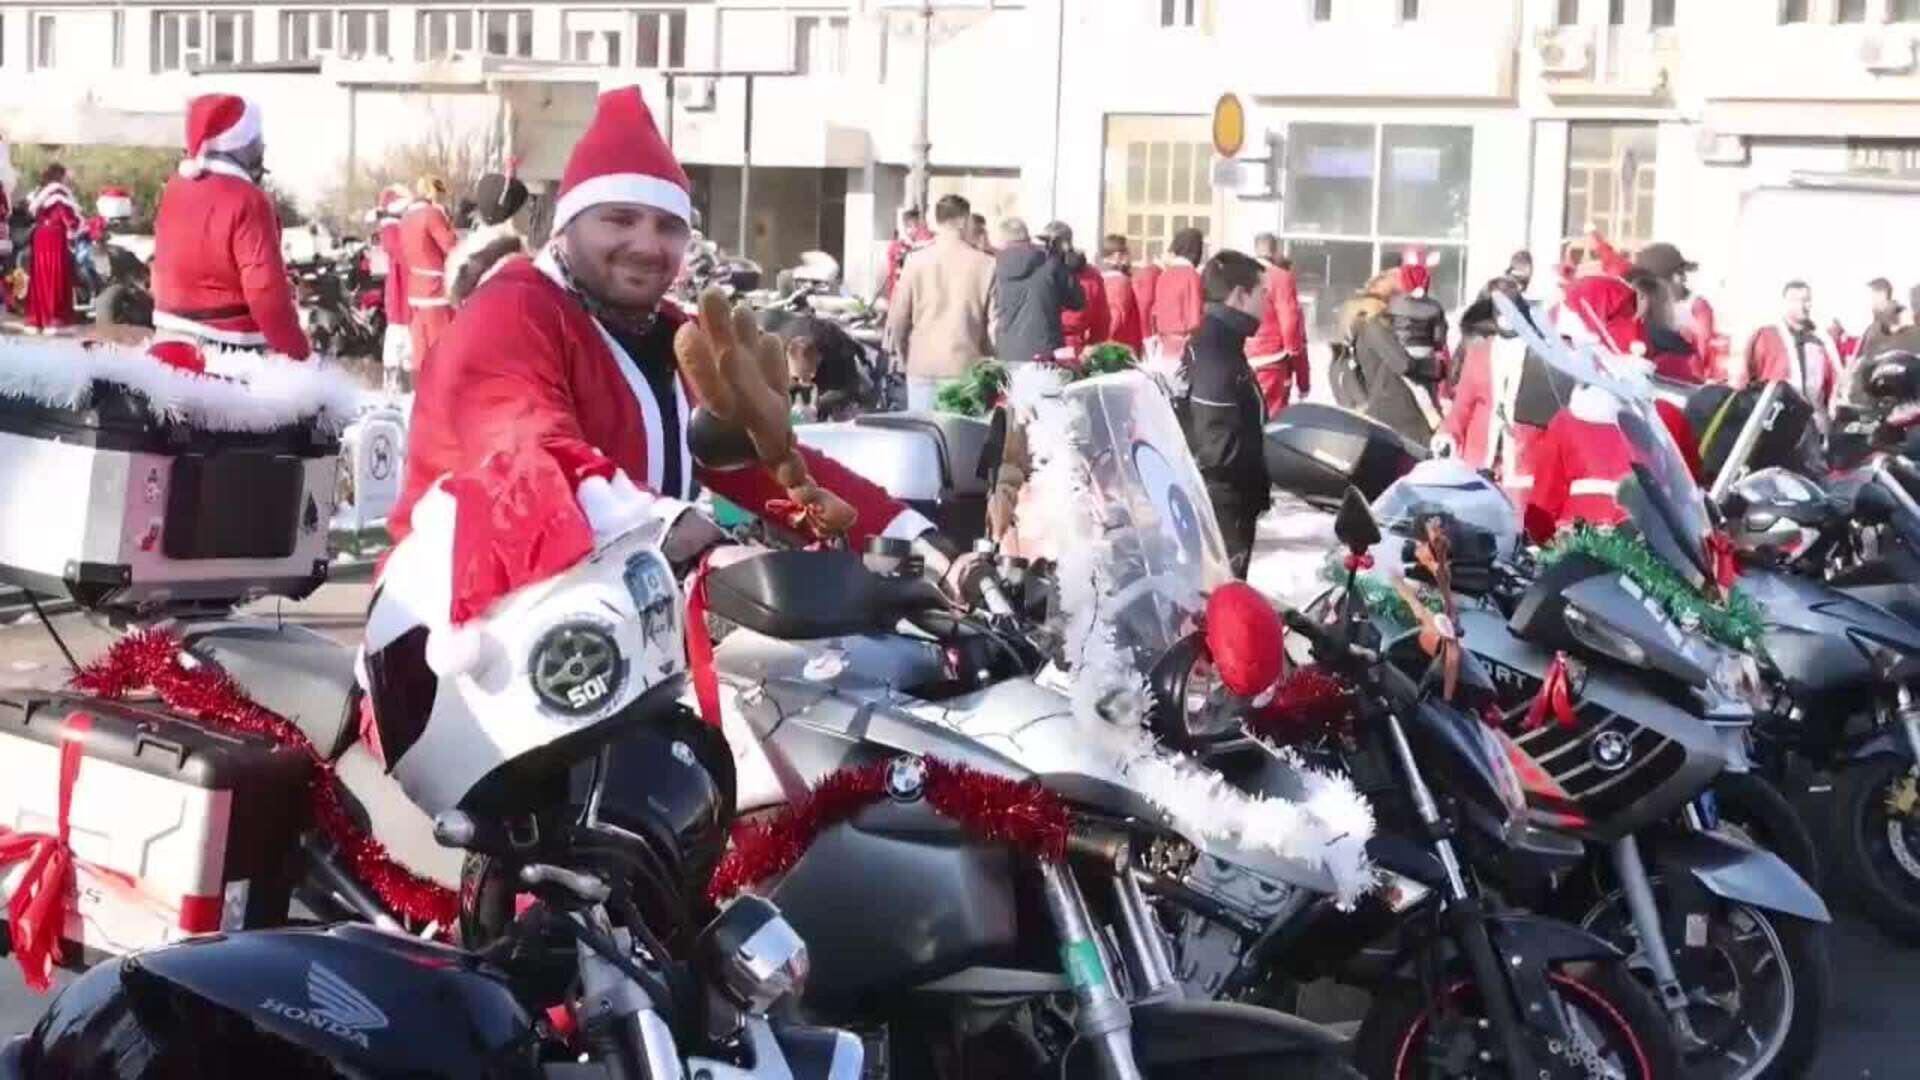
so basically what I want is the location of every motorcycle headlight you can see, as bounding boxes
[694,895,809,1012]
[1561,603,1647,668]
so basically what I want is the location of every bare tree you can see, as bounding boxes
[312,109,503,237]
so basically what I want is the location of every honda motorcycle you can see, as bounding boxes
[1,514,863,1080]
[714,373,1679,1079]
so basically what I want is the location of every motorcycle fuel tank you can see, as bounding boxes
[19,924,540,1079]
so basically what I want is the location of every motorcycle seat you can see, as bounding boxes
[180,622,358,762]
[705,550,946,641]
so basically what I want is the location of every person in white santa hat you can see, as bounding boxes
[373,183,413,392]
[395,84,946,572]
[150,93,310,358]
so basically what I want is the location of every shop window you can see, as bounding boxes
[1379,125,1471,240]
[1285,123,1375,237]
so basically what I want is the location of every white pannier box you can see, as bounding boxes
[0,340,362,611]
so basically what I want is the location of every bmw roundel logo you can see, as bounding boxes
[530,621,626,717]
[1590,730,1634,772]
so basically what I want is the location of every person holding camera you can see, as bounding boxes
[991,217,1085,367]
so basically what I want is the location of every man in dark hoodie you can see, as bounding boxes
[1185,250,1271,578]
[991,217,1084,366]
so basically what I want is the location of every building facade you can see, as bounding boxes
[3,0,1919,342]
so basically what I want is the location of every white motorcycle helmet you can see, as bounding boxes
[359,477,689,819]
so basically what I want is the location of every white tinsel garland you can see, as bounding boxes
[0,337,366,434]
[1023,373,1377,906]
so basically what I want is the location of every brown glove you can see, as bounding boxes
[673,288,857,538]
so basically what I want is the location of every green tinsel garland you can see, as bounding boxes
[932,360,1007,418]
[1080,342,1139,377]
[1321,561,1441,630]
[1538,524,1766,652]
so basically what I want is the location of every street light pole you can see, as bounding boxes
[909,0,933,214]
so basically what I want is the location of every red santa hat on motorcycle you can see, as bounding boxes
[178,93,263,179]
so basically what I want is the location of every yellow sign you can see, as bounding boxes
[1212,93,1246,158]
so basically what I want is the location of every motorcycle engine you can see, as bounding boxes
[1156,843,1302,998]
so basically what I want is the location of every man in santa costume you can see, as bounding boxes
[1053,223,1109,356]
[372,184,412,392]
[395,85,936,560]
[1098,235,1145,353]
[1149,227,1204,364]
[399,175,458,373]
[150,94,308,358]
[1739,279,1841,419]
[1246,233,1307,417]
[1634,242,1718,382]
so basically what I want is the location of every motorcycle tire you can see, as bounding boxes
[1830,753,1920,943]
[1351,960,1682,1080]
[1713,771,1822,889]
[93,283,153,330]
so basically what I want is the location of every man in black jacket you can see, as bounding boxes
[1185,250,1271,578]
[992,217,1084,366]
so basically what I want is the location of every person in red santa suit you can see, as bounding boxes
[150,94,309,358]
[1150,227,1205,363]
[1738,279,1842,418]
[1052,223,1110,356]
[372,184,413,392]
[882,206,934,304]
[395,85,944,566]
[23,164,80,333]
[399,175,458,373]
[1246,233,1308,418]
[1633,242,1719,382]
[1098,235,1145,354]
[1132,252,1160,345]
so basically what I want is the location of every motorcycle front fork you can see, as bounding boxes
[1609,833,1708,1050]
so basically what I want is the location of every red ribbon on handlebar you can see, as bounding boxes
[1525,652,1578,731]
[1705,528,1740,594]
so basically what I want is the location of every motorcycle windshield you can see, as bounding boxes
[1491,293,1713,578]
[1048,373,1234,662]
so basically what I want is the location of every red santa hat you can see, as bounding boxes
[1556,275,1645,358]
[418,442,671,676]
[1399,246,1440,299]
[179,94,263,179]
[550,86,691,236]
[376,183,412,218]
[95,186,134,221]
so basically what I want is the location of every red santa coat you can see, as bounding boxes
[1446,338,1497,468]
[1101,268,1145,352]
[401,202,459,367]
[1060,263,1110,353]
[1671,295,1717,379]
[1131,265,1160,336]
[393,253,926,548]
[150,165,309,357]
[1150,258,1204,359]
[378,219,410,326]
[884,225,933,301]
[1522,388,1636,543]
[1739,323,1839,409]
[1247,259,1308,414]
[25,186,79,331]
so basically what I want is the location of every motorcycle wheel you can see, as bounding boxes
[1579,881,1827,1079]
[93,283,153,329]
[1712,771,1821,889]
[1830,752,1920,943]
[1352,960,1681,1079]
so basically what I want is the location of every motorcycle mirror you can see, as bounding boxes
[1334,486,1382,554]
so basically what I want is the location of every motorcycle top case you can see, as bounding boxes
[1263,402,1426,510]
[0,341,354,612]
[0,690,312,962]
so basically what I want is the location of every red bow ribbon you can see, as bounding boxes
[1705,528,1740,593]
[0,714,91,991]
[1525,652,1578,731]
[1344,551,1374,572]
[685,554,722,728]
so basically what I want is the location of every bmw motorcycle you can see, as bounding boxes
[712,373,1679,1079]
[2,516,861,1079]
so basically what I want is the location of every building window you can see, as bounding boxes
[794,15,848,76]
[1102,115,1214,266]
[483,9,534,58]
[1838,0,1867,20]
[1891,0,1920,19]
[1160,0,1199,27]
[1557,0,1580,24]
[1563,121,1657,261]
[111,9,124,65]
[1778,0,1808,23]
[1399,0,1419,20]
[209,11,252,66]
[340,10,389,59]
[1652,0,1675,27]
[417,9,475,59]
[637,10,686,68]
[280,9,332,61]
[1607,0,1626,24]
[31,13,54,70]
[152,10,202,71]
[1312,0,1334,21]
[1278,121,1472,333]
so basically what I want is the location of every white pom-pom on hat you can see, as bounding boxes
[425,623,487,677]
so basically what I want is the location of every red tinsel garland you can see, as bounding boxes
[707,757,1071,902]
[1245,665,1355,746]
[72,630,459,930]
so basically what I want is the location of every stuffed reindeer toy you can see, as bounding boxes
[673,287,858,540]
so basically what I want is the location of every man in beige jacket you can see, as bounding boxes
[888,193,998,410]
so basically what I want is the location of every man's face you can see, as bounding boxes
[786,336,821,385]
[1784,286,1813,326]
[1510,263,1533,290]
[1228,282,1267,319]
[562,203,690,312]
[1873,288,1896,317]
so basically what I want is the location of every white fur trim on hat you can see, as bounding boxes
[181,98,262,178]
[550,172,691,235]
[426,623,488,677]
[1568,383,1623,424]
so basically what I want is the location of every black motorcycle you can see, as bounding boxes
[293,244,385,358]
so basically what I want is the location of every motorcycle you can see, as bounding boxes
[294,243,386,358]
[1,510,863,1080]
[715,373,1678,1078]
